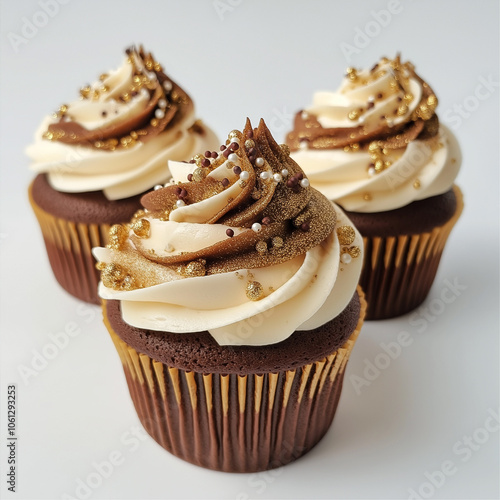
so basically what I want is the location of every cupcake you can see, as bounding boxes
[286,55,463,320]
[27,46,219,304]
[93,119,366,472]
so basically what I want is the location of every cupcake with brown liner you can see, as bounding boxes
[93,119,366,472]
[27,45,219,304]
[286,55,463,320]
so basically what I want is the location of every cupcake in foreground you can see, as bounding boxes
[27,45,219,304]
[93,119,366,472]
[286,55,463,320]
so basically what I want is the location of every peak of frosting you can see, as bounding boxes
[93,120,363,346]
[27,45,219,200]
[286,55,461,213]
[286,55,439,152]
[44,45,193,151]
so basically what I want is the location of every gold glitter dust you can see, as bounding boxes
[178,260,206,277]
[336,226,356,246]
[280,144,290,156]
[131,218,150,238]
[245,139,255,149]
[246,281,264,301]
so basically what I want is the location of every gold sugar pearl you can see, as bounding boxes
[348,109,360,120]
[413,179,421,189]
[192,167,207,182]
[363,193,372,201]
[131,218,150,238]
[246,281,264,301]
[336,226,356,246]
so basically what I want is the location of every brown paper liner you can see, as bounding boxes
[360,185,464,320]
[103,287,366,472]
[29,181,109,305]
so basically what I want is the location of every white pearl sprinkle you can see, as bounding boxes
[165,243,174,253]
[301,111,309,119]
[155,109,165,119]
[239,171,249,181]
[368,167,376,176]
[147,71,157,80]
[260,171,270,180]
[255,157,264,167]
[299,141,308,150]
[387,119,394,127]
[281,169,289,177]
[228,153,238,162]
[140,88,149,98]
[158,99,167,109]
[273,173,282,182]
[163,80,173,92]
[154,184,163,190]
[300,178,310,188]
[368,95,375,103]
[251,223,262,233]
[230,137,240,144]
[176,199,185,208]
[341,253,352,264]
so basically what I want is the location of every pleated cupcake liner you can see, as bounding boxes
[103,287,366,472]
[359,185,464,320]
[29,181,109,305]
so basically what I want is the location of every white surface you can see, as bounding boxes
[0,1,498,499]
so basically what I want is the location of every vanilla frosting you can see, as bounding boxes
[287,56,461,213]
[93,120,363,346]
[27,46,219,200]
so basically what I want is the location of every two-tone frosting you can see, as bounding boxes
[286,56,461,212]
[27,46,218,200]
[93,119,363,346]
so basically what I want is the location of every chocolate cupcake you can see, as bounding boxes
[27,46,219,304]
[93,119,366,472]
[286,55,463,319]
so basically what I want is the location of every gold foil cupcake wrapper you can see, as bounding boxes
[360,185,464,319]
[103,287,366,472]
[29,181,109,304]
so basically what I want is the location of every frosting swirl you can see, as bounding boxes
[27,46,218,200]
[286,55,461,212]
[93,119,363,346]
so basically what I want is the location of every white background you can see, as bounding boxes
[0,1,499,499]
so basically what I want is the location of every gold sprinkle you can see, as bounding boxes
[403,93,414,103]
[245,139,255,149]
[348,109,360,120]
[336,226,355,246]
[150,118,159,127]
[348,246,361,258]
[363,193,372,201]
[99,73,108,81]
[246,281,264,301]
[228,129,241,140]
[413,179,421,189]
[107,224,128,250]
[181,260,206,277]
[427,94,438,109]
[131,218,150,238]
[192,168,207,182]
[255,240,268,254]
[397,104,408,116]
[272,237,284,248]
[346,67,358,81]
